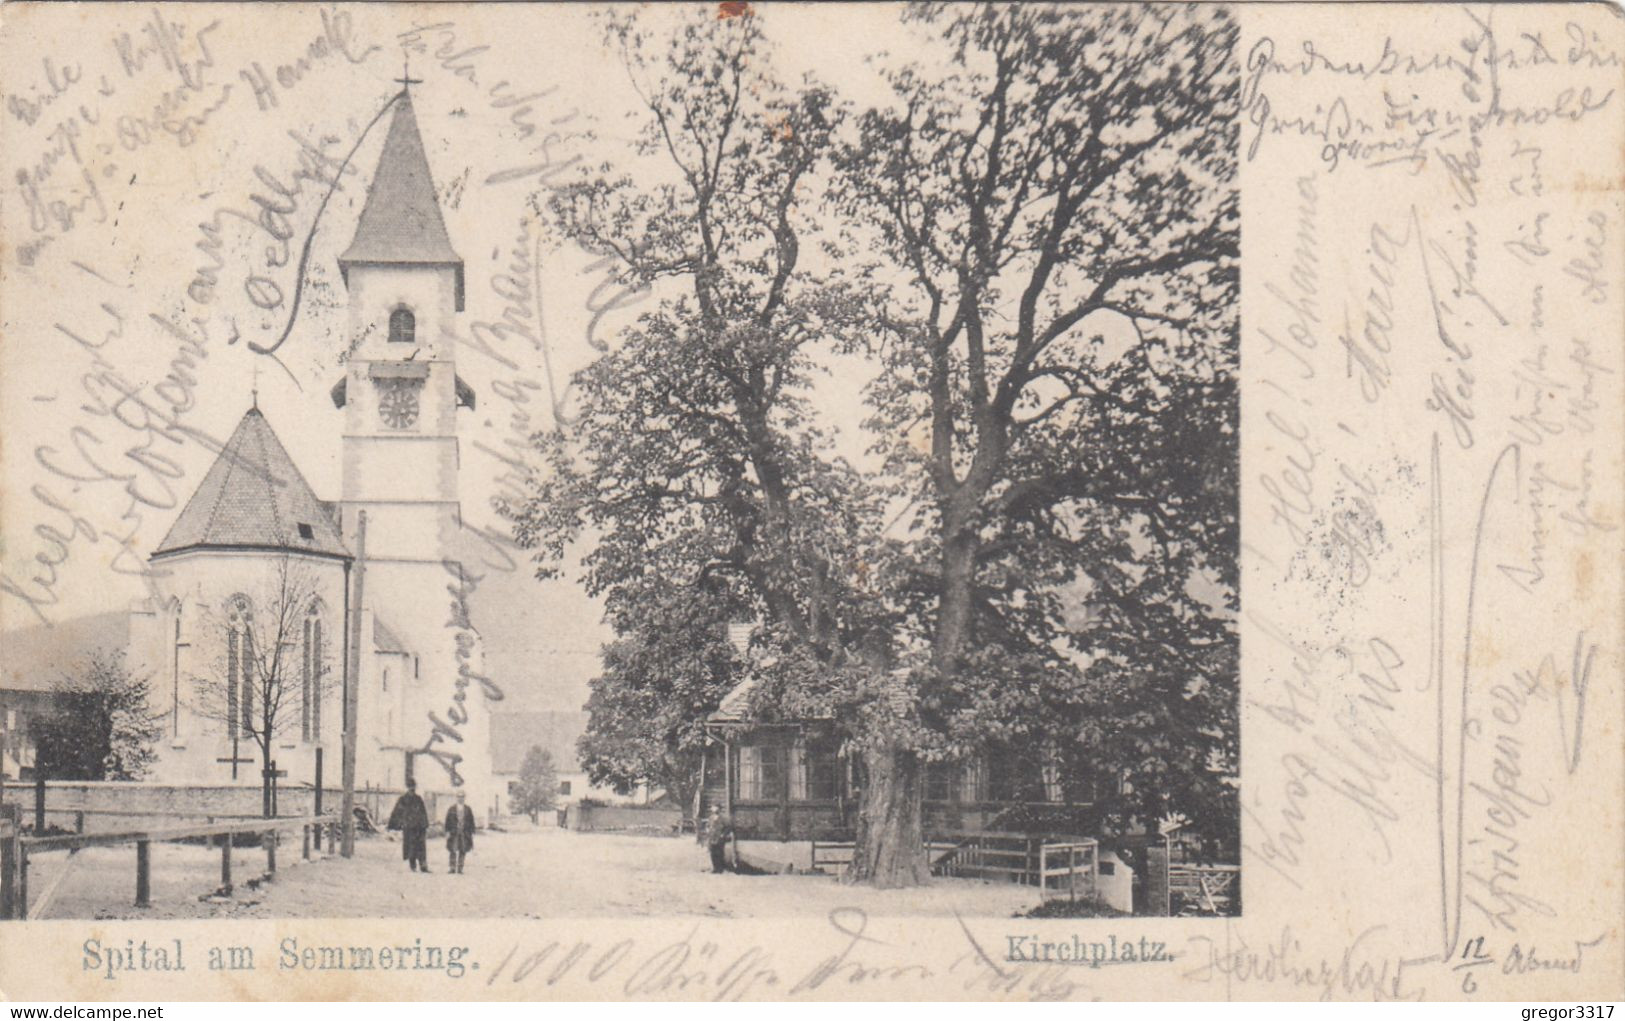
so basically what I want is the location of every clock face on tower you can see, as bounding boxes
[378,379,421,429]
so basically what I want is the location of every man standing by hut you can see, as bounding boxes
[703,805,733,874]
[387,779,430,873]
[445,790,476,874]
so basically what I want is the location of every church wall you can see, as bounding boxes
[344,263,458,369]
[340,437,459,505]
[339,505,454,564]
[357,567,499,820]
[142,550,349,792]
[354,610,411,796]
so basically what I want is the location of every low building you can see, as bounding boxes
[489,711,638,821]
[1,611,136,781]
[700,675,1105,842]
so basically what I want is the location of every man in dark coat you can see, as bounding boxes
[387,779,430,872]
[444,790,476,874]
[703,805,733,874]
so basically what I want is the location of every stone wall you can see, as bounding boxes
[566,802,682,834]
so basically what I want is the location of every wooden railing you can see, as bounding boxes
[930,831,1098,891]
[810,839,853,871]
[1169,862,1239,914]
[1,811,341,920]
[1037,840,1098,901]
[809,837,975,873]
[804,832,1095,892]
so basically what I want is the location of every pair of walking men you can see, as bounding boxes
[387,781,476,873]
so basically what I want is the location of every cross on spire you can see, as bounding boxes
[250,359,261,409]
[396,49,421,91]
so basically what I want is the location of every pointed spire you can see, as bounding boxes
[338,87,464,309]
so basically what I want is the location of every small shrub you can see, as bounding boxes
[1021,897,1130,919]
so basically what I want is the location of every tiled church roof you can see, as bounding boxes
[151,407,350,561]
[338,90,464,308]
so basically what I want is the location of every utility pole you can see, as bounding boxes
[341,511,367,857]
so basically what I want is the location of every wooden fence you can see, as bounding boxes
[1,809,340,920]
[1169,862,1240,914]
[809,832,1096,896]
[1037,840,1098,902]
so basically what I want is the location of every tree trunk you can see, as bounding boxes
[844,743,928,888]
[259,745,273,819]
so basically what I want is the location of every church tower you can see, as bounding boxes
[332,84,488,805]
[335,86,466,563]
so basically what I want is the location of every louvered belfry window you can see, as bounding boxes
[389,307,415,344]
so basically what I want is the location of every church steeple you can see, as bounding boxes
[338,90,464,310]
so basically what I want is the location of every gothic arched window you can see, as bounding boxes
[302,600,328,742]
[225,595,255,740]
[388,306,415,344]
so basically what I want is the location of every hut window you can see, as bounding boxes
[388,307,415,344]
[1041,743,1064,803]
[926,761,963,803]
[738,745,783,801]
[962,757,987,802]
[790,743,839,801]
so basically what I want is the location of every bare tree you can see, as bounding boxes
[188,556,337,817]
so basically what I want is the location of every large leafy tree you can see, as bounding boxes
[502,4,888,842]
[576,583,743,824]
[504,3,1239,886]
[826,1,1240,877]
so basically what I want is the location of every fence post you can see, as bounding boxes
[16,847,26,917]
[302,824,311,861]
[34,778,45,834]
[1146,844,1170,916]
[265,830,277,874]
[220,833,232,890]
[1,807,18,919]
[135,840,151,908]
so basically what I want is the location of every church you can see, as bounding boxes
[121,83,500,818]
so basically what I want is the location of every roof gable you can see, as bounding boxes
[151,407,350,560]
